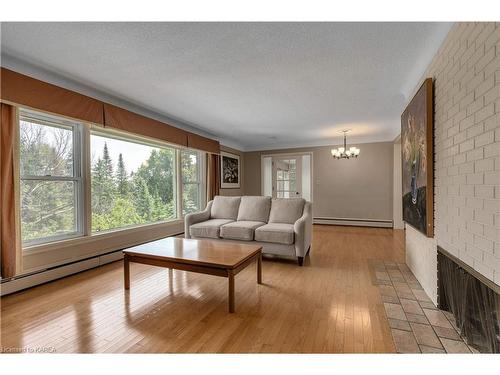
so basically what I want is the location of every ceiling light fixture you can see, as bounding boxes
[331,130,360,159]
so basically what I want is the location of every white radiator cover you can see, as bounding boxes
[0,250,123,296]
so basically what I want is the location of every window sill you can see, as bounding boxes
[89,218,183,239]
[22,218,184,255]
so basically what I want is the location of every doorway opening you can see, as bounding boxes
[261,153,312,201]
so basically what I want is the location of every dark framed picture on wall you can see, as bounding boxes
[401,78,434,237]
[220,151,240,189]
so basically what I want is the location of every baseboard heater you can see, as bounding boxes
[0,232,184,297]
[313,217,393,228]
[438,246,500,353]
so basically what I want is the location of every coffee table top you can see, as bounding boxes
[123,237,262,269]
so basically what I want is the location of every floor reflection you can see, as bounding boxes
[1,226,406,353]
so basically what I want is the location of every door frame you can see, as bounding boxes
[260,151,314,201]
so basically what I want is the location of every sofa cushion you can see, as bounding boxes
[220,221,266,241]
[255,223,295,245]
[210,196,241,220]
[237,196,271,223]
[190,219,234,239]
[268,198,306,224]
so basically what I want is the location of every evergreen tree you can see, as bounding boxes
[91,143,116,216]
[132,176,154,221]
[116,153,129,197]
[102,142,113,175]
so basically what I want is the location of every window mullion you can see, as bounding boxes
[176,149,183,219]
[82,124,91,236]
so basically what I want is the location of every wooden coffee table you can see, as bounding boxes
[123,237,262,313]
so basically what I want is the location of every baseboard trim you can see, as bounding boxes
[0,232,184,296]
[313,217,393,228]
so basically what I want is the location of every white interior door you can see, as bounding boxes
[272,156,302,198]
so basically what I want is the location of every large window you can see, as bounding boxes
[90,132,177,233]
[19,110,83,245]
[19,108,206,247]
[181,150,203,215]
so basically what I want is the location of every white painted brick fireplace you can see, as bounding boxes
[406,22,500,302]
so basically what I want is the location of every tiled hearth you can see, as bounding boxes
[370,260,477,353]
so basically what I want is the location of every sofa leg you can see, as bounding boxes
[306,246,311,256]
[298,257,304,266]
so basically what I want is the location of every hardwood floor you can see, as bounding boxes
[1,225,405,353]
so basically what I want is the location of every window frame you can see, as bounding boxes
[19,109,85,247]
[180,149,205,216]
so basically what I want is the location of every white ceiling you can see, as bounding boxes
[0,22,452,151]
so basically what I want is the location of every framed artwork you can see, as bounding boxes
[401,78,434,237]
[220,151,240,189]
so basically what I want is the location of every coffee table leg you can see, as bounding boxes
[257,253,262,284]
[124,254,130,290]
[228,270,235,313]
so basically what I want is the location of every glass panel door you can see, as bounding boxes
[272,156,302,198]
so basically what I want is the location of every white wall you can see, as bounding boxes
[406,224,438,304]
[405,22,500,289]
[244,142,394,223]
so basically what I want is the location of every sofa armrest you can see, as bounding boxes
[293,202,312,257]
[184,201,213,238]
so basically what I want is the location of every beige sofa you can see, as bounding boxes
[184,196,312,266]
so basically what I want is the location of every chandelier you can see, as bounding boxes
[331,130,360,159]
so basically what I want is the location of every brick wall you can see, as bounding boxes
[406,22,500,290]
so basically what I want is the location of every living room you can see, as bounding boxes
[1,1,499,372]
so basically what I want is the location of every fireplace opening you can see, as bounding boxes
[437,247,500,353]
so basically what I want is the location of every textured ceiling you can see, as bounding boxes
[0,22,452,150]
